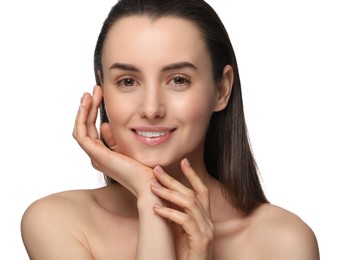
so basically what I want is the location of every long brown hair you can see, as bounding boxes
[93,0,268,213]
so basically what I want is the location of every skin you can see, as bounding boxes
[21,16,320,260]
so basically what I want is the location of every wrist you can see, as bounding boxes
[136,191,161,210]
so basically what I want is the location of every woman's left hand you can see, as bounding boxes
[150,159,214,260]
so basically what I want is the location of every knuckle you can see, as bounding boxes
[199,185,209,196]
[184,197,197,209]
[167,175,175,185]
[185,189,197,202]
[165,189,174,198]
[86,121,93,128]
[185,189,195,197]
[181,214,192,224]
[91,160,100,170]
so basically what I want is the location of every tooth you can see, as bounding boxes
[137,131,169,137]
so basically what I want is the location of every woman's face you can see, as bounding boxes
[101,16,227,168]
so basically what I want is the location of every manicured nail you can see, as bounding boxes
[153,204,161,209]
[183,158,190,167]
[80,92,86,104]
[151,180,162,188]
[78,103,83,113]
[154,165,164,174]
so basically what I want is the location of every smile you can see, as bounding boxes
[132,128,176,146]
[136,130,171,138]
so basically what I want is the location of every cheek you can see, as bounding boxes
[103,94,131,129]
[104,99,120,124]
[104,98,132,153]
[175,92,215,130]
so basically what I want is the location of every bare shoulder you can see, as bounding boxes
[248,203,320,259]
[21,189,98,259]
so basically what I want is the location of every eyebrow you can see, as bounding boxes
[109,63,139,72]
[161,62,198,72]
[108,61,198,73]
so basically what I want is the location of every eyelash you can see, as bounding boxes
[115,76,138,88]
[168,75,191,89]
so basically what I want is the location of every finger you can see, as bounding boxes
[76,134,145,195]
[153,164,210,215]
[100,122,117,150]
[151,174,212,235]
[151,179,209,230]
[181,158,211,215]
[73,93,84,138]
[76,121,155,196]
[153,205,201,236]
[86,85,102,140]
[73,92,92,142]
[73,92,108,160]
[152,165,190,196]
[153,205,214,249]
[72,92,155,196]
[152,166,204,213]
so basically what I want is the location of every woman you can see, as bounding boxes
[21,0,320,259]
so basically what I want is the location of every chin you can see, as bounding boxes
[133,154,181,169]
[138,158,170,168]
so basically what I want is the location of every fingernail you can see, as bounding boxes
[78,104,83,113]
[93,85,97,94]
[153,204,161,209]
[183,158,190,167]
[80,92,86,104]
[151,180,162,188]
[154,165,164,174]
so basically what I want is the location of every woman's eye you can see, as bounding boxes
[116,77,137,88]
[122,78,134,86]
[174,76,186,84]
[169,75,191,89]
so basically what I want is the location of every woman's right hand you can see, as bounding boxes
[73,86,177,260]
[72,86,155,197]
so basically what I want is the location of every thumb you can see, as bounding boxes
[100,122,118,151]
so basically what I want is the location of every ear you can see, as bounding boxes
[213,65,233,112]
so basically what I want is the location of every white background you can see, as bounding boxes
[0,0,343,259]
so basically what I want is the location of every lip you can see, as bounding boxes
[131,127,176,146]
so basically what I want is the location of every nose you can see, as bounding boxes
[139,86,165,119]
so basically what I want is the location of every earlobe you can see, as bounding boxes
[214,65,233,112]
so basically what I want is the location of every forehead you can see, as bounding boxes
[102,16,210,68]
